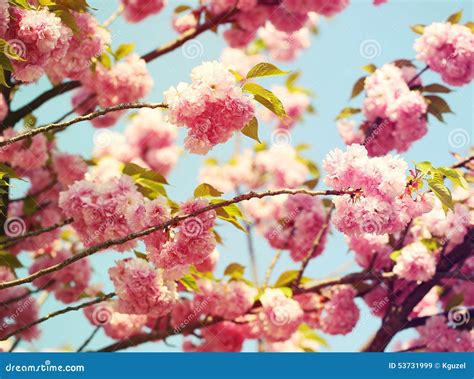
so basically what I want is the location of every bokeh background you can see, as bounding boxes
[8,0,473,352]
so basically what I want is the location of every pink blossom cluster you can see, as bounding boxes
[122,0,166,23]
[346,233,392,269]
[84,301,147,340]
[264,194,328,262]
[259,86,311,129]
[220,48,263,78]
[258,288,304,342]
[164,61,256,154]
[184,321,245,352]
[46,12,111,83]
[52,151,89,187]
[0,94,7,122]
[0,128,48,173]
[4,7,72,82]
[74,54,153,128]
[415,316,473,352]
[339,65,428,156]
[29,248,91,303]
[221,0,347,48]
[323,144,434,236]
[0,0,8,36]
[414,22,474,86]
[200,145,310,194]
[194,279,257,320]
[172,12,198,34]
[319,285,359,335]
[109,258,178,316]
[0,267,40,341]
[392,242,437,282]
[146,198,217,271]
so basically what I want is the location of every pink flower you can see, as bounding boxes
[122,0,166,23]
[363,286,389,317]
[347,233,392,269]
[393,242,436,282]
[320,285,359,335]
[258,288,304,342]
[414,22,474,86]
[195,248,219,272]
[220,48,263,78]
[30,249,91,304]
[7,7,72,82]
[172,13,197,34]
[164,61,255,154]
[0,0,9,36]
[52,152,88,187]
[183,321,245,352]
[258,22,311,61]
[109,258,178,316]
[46,12,110,82]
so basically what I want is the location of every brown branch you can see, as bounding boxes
[452,155,474,169]
[402,307,473,330]
[0,292,115,341]
[0,189,357,291]
[0,102,168,148]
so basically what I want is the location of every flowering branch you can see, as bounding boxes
[402,308,474,330]
[0,292,115,341]
[0,188,357,291]
[0,102,168,148]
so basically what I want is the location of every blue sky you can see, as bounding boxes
[8,0,473,352]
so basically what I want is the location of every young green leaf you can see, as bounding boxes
[335,107,361,120]
[241,117,261,143]
[361,64,376,74]
[410,24,425,34]
[428,179,453,210]
[246,62,289,79]
[274,270,299,287]
[350,76,366,99]
[447,10,463,24]
[224,263,245,278]
[243,82,287,120]
[115,43,135,61]
[194,183,224,198]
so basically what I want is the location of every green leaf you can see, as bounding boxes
[243,82,287,120]
[425,95,453,121]
[229,69,243,82]
[115,43,135,61]
[0,39,25,62]
[241,117,261,143]
[428,179,453,211]
[420,238,441,252]
[465,21,474,33]
[303,177,319,189]
[350,76,366,99]
[421,83,452,93]
[274,270,299,287]
[194,183,223,198]
[411,24,425,34]
[23,114,37,129]
[123,162,168,185]
[174,5,191,13]
[8,0,32,9]
[279,287,293,298]
[416,161,433,175]
[224,263,245,278]
[390,249,402,262]
[246,62,289,79]
[335,107,361,120]
[215,208,246,232]
[53,8,80,34]
[361,64,377,74]
[447,10,463,24]
[445,293,464,311]
[134,251,148,260]
[98,52,112,69]
[286,71,301,88]
[0,251,23,269]
[437,167,468,189]
[179,274,200,292]
[392,59,416,68]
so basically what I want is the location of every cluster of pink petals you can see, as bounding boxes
[46,12,110,82]
[194,279,257,320]
[258,288,304,342]
[164,61,255,154]
[0,94,7,122]
[52,151,88,187]
[122,0,166,23]
[414,22,474,86]
[363,286,389,317]
[0,128,48,172]
[183,321,245,352]
[264,194,328,262]
[0,267,40,341]
[84,301,147,340]
[393,242,436,282]
[323,144,434,236]
[259,86,310,129]
[258,22,311,62]
[220,48,263,78]
[147,198,217,270]
[30,248,91,304]
[320,285,359,335]
[5,7,72,82]
[109,258,178,316]
[346,233,392,269]
[74,54,153,128]
[200,145,310,194]
[415,316,473,352]
[339,65,428,156]
[0,0,8,36]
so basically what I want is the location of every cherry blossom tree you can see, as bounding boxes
[0,0,472,353]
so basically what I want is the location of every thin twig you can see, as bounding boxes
[77,326,101,352]
[263,250,282,288]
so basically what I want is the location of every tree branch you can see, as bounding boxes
[0,293,115,341]
[0,189,356,291]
